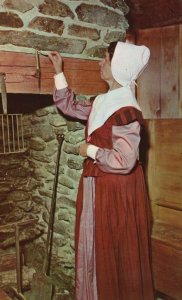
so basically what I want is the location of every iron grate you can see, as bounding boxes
[0,114,26,154]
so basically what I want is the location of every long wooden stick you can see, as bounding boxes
[15,225,22,294]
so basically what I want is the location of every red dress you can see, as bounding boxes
[53,88,154,300]
[75,107,154,300]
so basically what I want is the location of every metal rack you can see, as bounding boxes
[0,73,26,155]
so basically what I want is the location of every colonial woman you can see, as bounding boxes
[49,41,154,300]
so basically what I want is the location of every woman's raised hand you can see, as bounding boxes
[48,51,63,74]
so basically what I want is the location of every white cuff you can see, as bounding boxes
[87,145,99,160]
[54,72,68,90]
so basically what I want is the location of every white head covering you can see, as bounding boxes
[111,42,150,86]
[87,42,150,137]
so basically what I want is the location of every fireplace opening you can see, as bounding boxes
[0,94,54,155]
[0,93,79,299]
[0,94,54,114]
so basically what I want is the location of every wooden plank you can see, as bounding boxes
[146,119,182,299]
[136,25,181,119]
[145,120,182,228]
[179,25,182,118]
[161,26,179,118]
[158,206,182,229]
[152,239,182,299]
[0,51,107,95]
[152,221,182,251]
[136,28,161,118]
[152,120,182,212]
[143,119,182,229]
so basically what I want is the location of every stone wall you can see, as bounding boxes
[0,0,129,58]
[0,100,86,298]
[0,1,129,298]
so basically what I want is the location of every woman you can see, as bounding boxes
[48,41,154,300]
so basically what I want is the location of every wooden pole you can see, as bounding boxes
[15,225,22,294]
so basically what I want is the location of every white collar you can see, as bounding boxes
[88,86,141,136]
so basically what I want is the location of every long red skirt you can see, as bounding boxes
[75,165,154,300]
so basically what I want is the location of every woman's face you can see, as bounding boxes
[99,51,114,82]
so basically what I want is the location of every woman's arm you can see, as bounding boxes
[80,121,141,174]
[49,52,92,120]
[53,75,92,120]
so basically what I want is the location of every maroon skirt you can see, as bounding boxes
[75,165,154,300]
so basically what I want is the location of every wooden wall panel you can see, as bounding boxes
[157,206,182,229]
[146,120,182,216]
[152,239,182,299]
[144,119,182,298]
[161,26,179,118]
[152,221,182,251]
[180,25,182,118]
[0,51,107,95]
[153,120,181,210]
[136,25,181,118]
[136,28,161,118]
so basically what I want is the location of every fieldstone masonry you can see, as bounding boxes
[0,0,129,57]
[0,0,129,298]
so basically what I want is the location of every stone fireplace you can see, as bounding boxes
[0,1,129,299]
[0,93,86,298]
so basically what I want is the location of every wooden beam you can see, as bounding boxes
[126,0,182,29]
[0,51,107,95]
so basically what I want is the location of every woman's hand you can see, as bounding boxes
[79,143,89,157]
[48,51,63,74]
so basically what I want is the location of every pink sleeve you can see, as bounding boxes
[95,121,141,174]
[53,87,92,120]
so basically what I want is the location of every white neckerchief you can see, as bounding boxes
[88,86,141,136]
